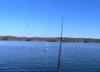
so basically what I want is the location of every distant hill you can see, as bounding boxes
[0,36,100,43]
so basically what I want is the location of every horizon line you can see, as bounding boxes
[0,35,100,39]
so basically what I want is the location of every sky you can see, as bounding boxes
[0,0,100,38]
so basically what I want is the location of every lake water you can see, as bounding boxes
[0,41,100,72]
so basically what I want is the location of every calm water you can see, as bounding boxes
[0,41,100,72]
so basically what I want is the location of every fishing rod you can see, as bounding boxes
[56,16,64,72]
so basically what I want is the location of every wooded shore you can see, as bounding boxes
[0,36,100,43]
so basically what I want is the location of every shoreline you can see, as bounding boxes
[0,36,100,43]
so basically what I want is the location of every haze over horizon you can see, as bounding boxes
[0,0,100,38]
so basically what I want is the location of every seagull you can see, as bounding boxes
[27,24,29,27]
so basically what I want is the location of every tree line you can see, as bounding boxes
[0,36,100,43]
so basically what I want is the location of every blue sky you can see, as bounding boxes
[0,0,100,38]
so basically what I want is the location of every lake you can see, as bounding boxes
[0,41,100,72]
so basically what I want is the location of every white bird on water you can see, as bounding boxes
[45,43,50,50]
